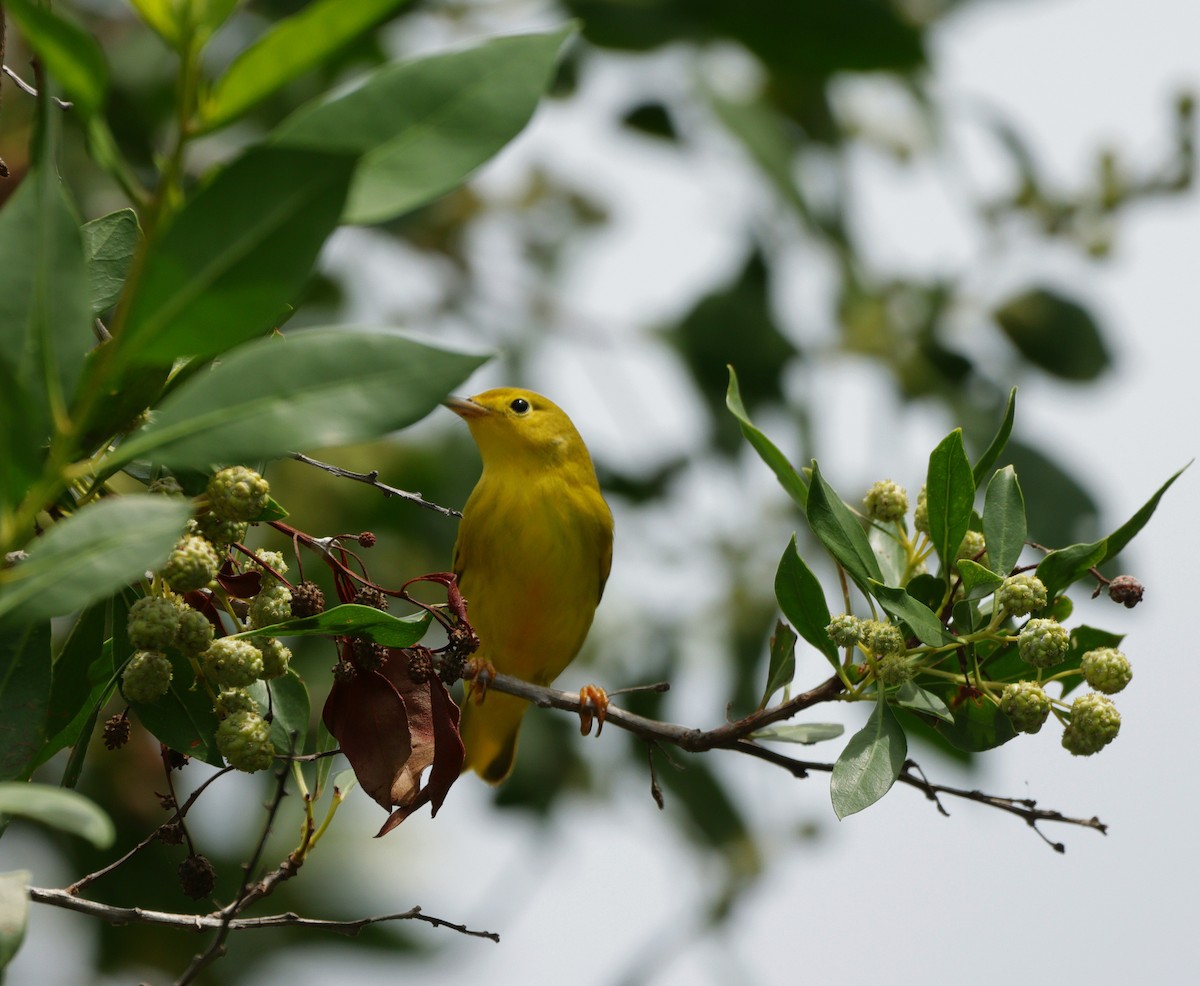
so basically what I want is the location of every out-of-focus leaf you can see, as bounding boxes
[830,696,906,818]
[0,869,31,969]
[708,91,808,218]
[759,621,796,709]
[993,287,1111,381]
[726,367,808,510]
[1005,439,1099,546]
[774,535,837,668]
[274,28,574,224]
[4,0,108,118]
[0,783,114,848]
[105,329,488,471]
[128,648,222,766]
[752,723,844,744]
[982,465,1026,576]
[925,429,974,577]
[127,0,183,48]
[806,462,881,595]
[81,209,139,316]
[972,388,1017,488]
[112,147,356,370]
[201,0,416,131]
[868,582,955,647]
[0,498,190,624]
[1100,463,1189,564]
[0,622,51,781]
[893,681,953,723]
[40,603,108,760]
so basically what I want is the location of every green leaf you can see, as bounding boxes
[237,604,432,648]
[249,670,311,754]
[830,696,907,819]
[935,694,1016,753]
[981,465,1026,576]
[0,869,31,970]
[773,535,837,668]
[707,91,809,219]
[105,329,488,471]
[893,681,953,723]
[868,581,955,647]
[0,498,191,624]
[41,603,108,759]
[274,28,574,224]
[0,783,114,848]
[752,723,844,745]
[925,429,974,577]
[1036,540,1108,600]
[956,558,1004,601]
[201,0,416,131]
[972,388,1017,488]
[806,461,881,594]
[905,573,946,612]
[759,621,796,709]
[4,0,108,118]
[0,622,51,781]
[127,0,184,48]
[112,147,356,370]
[1101,462,1190,564]
[993,287,1111,381]
[82,209,140,316]
[129,649,222,766]
[725,367,807,510]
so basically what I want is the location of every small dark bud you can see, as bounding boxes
[351,637,388,671]
[178,853,216,900]
[1108,574,1144,608]
[158,822,185,846]
[103,714,131,750]
[166,749,189,770]
[439,648,467,685]
[332,659,357,682]
[352,585,388,611]
[406,647,434,683]
[358,531,376,548]
[290,579,326,618]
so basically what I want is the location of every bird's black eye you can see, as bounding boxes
[509,398,531,415]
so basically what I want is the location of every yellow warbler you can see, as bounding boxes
[445,388,614,783]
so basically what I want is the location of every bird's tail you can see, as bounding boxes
[459,690,529,784]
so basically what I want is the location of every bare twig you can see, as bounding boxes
[1,64,72,107]
[291,452,462,518]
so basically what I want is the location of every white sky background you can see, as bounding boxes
[8,1,1200,984]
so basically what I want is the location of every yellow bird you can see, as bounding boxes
[445,388,614,783]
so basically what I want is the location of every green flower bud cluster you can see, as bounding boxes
[863,480,908,523]
[999,681,1051,733]
[249,584,293,628]
[826,614,863,648]
[1017,618,1070,668]
[861,620,905,657]
[997,573,1047,616]
[161,534,221,593]
[190,513,249,548]
[955,530,988,569]
[1062,693,1121,756]
[913,486,928,534]
[253,637,292,680]
[875,652,914,685]
[202,637,263,688]
[216,710,275,772]
[207,466,270,523]
[128,595,183,651]
[122,650,173,703]
[1080,647,1132,694]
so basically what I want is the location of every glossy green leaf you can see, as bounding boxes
[202,0,415,131]
[759,621,796,709]
[0,783,114,848]
[774,535,837,667]
[106,329,487,471]
[956,558,1004,601]
[972,388,1017,488]
[4,0,108,118]
[128,648,222,766]
[868,581,955,646]
[82,209,139,316]
[935,694,1016,752]
[113,147,356,370]
[994,287,1111,381]
[0,498,191,624]
[1036,540,1107,600]
[237,604,432,648]
[893,681,953,723]
[41,603,108,759]
[1101,463,1190,564]
[806,461,881,594]
[905,573,946,612]
[726,367,807,510]
[925,429,974,577]
[752,723,844,744]
[0,622,51,781]
[982,466,1026,576]
[0,869,30,970]
[274,28,574,224]
[830,696,907,819]
[250,670,311,754]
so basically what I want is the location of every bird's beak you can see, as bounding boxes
[443,396,489,419]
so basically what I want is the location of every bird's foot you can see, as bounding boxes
[578,685,609,737]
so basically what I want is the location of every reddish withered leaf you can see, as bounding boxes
[322,667,412,811]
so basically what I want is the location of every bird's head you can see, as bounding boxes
[443,388,593,473]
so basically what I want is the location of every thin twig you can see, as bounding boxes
[290,452,462,518]
[1,64,72,107]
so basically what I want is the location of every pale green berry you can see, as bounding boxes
[1000,680,1052,733]
[913,486,929,535]
[253,637,292,680]
[1080,647,1132,694]
[1017,618,1070,668]
[863,480,908,523]
[202,637,263,689]
[862,620,905,657]
[1061,693,1121,756]
[128,595,181,651]
[207,466,270,523]
[123,650,173,703]
[190,514,249,548]
[955,530,989,570]
[176,608,215,657]
[249,584,293,629]
[215,688,258,719]
[826,614,863,648]
[876,652,914,685]
[997,573,1048,616]
[216,710,275,772]
[161,535,221,593]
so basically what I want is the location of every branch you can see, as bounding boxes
[27,887,498,942]
[290,452,461,519]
